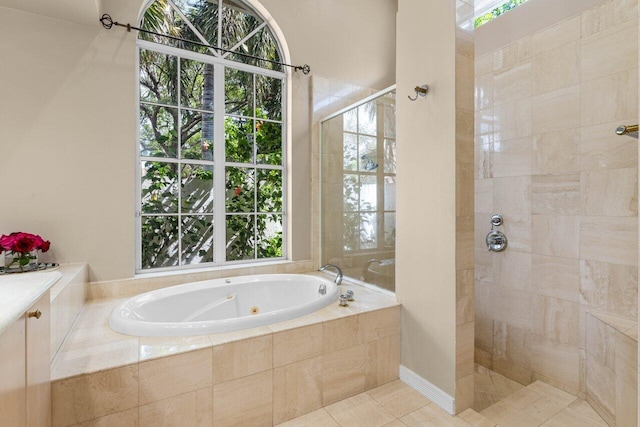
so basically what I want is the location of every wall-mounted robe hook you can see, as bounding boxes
[408,85,429,101]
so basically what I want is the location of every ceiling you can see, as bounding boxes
[0,0,100,26]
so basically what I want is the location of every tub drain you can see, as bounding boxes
[250,306,259,315]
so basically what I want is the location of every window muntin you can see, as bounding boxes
[137,0,286,272]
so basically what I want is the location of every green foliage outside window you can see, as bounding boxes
[474,0,529,28]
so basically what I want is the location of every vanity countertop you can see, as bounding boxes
[0,271,62,336]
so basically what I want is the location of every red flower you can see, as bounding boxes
[0,232,51,253]
[234,187,242,196]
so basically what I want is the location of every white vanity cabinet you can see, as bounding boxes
[0,290,51,427]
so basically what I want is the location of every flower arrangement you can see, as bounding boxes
[0,232,51,273]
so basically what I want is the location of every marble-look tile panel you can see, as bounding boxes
[580,120,638,171]
[494,99,533,141]
[531,15,581,56]
[456,372,475,413]
[532,255,580,302]
[533,295,580,346]
[493,251,532,291]
[532,215,580,259]
[488,287,534,331]
[580,0,638,38]
[138,348,212,406]
[580,260,638,317]
[322,314,363,354]
[457,269,474,325]
[581,68,639,127]
[273,324,323,367]
[456,215,475,271]
[138,388,212,427]
[493,321,532,372]
[500,214,531,253]
[457,321,475,380]
[52,365,139,427]
[586,356,616,426]
[475,73,494,111]
[475,108,494,146]
[531,174,580,215]
[325,393,395,427]
[322,344,367,406]
[456,53,475,112]
[579,216,638,266]
[213,370,273,427]
[475,248,493,282]
[540,399,608,427]
[494,62,533,106]
[493,176,531,215]
[365,335,401,389]
[581,168,638,217]
[532,85,581,134]
[494,36,532,72]
[366,380,431,419]
[475,179,493,214]
[473,364,525,412]
[475,315,494,356]
[361,307,401,342]
[138,335,212,362]
[532,128,580,175]
[492,140,532,178]
[581,20,638,82]
[476,53,493,76]
[529,335,581,395]
[212,334,273,384]
[533,41,580,96]
[71,408,138,427]
[615,378,637,427]
[614,331,637,389]
[273,356,323,425]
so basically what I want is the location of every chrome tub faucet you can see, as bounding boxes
[319,264,343,286]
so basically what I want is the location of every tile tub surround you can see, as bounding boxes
[50,280,401,426]
[50,263,88,362]
[474,0,639,400]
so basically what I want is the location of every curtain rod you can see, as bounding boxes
[99,14,310,75]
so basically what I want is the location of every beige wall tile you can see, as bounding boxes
[273,356,323,425]
[493,321,532,372]
[325,393,395,427]
[494,176,531,215]
[475,248,494,282]
[490,287,534,330]
[614,331,638,390]
[456,215,475,270]
[533,129,580,175]
[212,334,272,384]
[138,388,212,427]
[361,307,401,342]
[273,324,322,367]
[532,85,581,134]
[579,216,638,266]
[365,335,401,390]
[586,357,616,426]
[322,315,363,353]
[455,373,475,413]
[494,99,533,140]
[475,143,494,179]
[476,53,494,76]
[456,321,475,380]
[493,251,532,291]
[476,108,495,146]
[475,316,494,356]
[72,408,138,427]
[213,370,273,427]
[532,255,580,302]
[492,358,533,386]
[615,378,637,427]
[581,68,638,126]
[580,260,638,317]
[457,269,474,325]
[366,380,431,419]
[475,73,494,111]
[475,179,493,213]
[581,168,638,216]
[493,147,532,178]
[532,174,580,215]
[533,41,580,95]
[322,344,366,405]
[494,36,532,72]
[456,53,475,112]
[530,335,581,394]
[532,215,580,259]
[494,62,533,106]
[531,16,581,55]
[580,120,638,171]
[581,20,638,82]
[498,214,531,253]
[580,0,639,38]
[138,348,212,406]
[52,365,138,427]
[533,296,580,346]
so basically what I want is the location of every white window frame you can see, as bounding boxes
[135,6,288,273]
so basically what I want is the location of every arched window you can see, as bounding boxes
[137,0,286,271]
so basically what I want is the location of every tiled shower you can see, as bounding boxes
[473,1,638,425]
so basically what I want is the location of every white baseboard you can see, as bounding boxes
[399,365,455,415]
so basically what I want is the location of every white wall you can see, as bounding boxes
[0,0,396,281]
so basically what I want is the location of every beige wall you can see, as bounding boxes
[474,0,638,409]
[0,0,396,281]
[396,0,475,408]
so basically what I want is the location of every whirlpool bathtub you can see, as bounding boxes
[109,274,338,336]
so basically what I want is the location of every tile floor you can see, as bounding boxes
[277,366,608,426]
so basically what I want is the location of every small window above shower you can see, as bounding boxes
[320,87,396,293]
